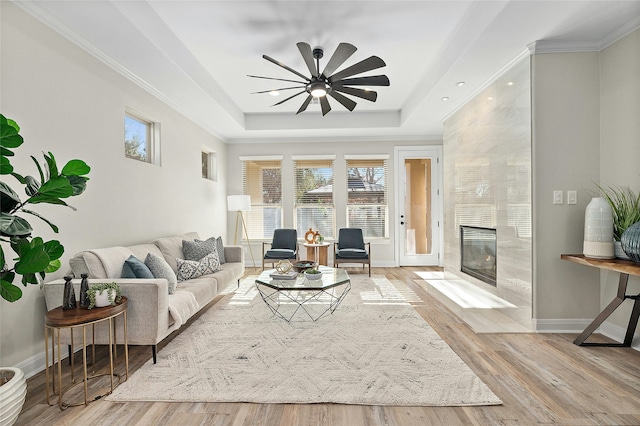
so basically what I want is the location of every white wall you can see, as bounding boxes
[0,3,228,370]
[225,140,440,267]
[599,29,640,335]
[531,51,602,324]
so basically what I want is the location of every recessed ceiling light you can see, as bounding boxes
[506,81,514,86]
[488,97,493,100]
[269,90,279,96]
[456,81,465,87]
[441,97,449,101]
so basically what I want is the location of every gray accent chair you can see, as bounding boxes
[262,229,298,270]
[334,228,371,276]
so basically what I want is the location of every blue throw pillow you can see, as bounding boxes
[121,255,154,278]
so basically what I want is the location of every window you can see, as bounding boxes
[202,150,217,181]
[346,156,388,238]
[124,111,159,164]
[293,156,335,239]
[241,157,283,239]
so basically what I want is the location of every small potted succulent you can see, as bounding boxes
[86,282,122,309]
[304,268,323,281]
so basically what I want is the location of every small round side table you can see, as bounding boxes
[44,297,128,410]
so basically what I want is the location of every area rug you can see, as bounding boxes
[107,275,502,406]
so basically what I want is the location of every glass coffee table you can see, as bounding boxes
[255,266,350,322]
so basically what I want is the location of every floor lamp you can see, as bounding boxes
[227,195,256,268]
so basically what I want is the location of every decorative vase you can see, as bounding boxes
[94,290,113,308]
[614,241,631,260]
[620,221,640,263]
[79,273,90,308]
[62,275,77,310]
[0,367,27,426]
[583,197,614,259]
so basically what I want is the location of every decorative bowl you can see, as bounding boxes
[304,270,323,281]
[292,261,317,272]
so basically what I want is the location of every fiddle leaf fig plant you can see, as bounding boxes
[0,113,91,302]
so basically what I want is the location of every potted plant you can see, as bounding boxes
[0,114,90,425]
[304,268,323,280]
[596,184,640,259]
[86,282,122,309]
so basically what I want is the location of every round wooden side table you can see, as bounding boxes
[44,297,129,410]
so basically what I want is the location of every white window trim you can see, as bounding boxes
[202,147,217,181]
[125,108,161,166]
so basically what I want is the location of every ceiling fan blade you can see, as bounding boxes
[333,75,390,87]
[328,56,386,83]
[319,96,331,116]
[251,86,305,94]
[297,42,318,78]
[328,91,357,111]
[296,95,313,114]
[333,86,378,102]
[272,90,306,107]
[321,42,357,78]
[263,55,310,82]
[247,74,307,84]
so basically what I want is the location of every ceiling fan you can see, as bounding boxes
[248,42,390,116]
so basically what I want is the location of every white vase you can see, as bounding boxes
[94,289,113,307]
[583,197,614,259]
[0,367,27,426]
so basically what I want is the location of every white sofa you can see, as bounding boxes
[42,232,244,363]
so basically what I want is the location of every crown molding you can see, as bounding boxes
[226,134,442,145]
[528,20,640,54]
[12,1,229,143]
[441,47,530,124]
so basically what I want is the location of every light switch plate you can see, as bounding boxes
[553,190,564,205]
[567,190,577,205]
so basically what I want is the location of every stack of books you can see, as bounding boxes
[269,271,298,280]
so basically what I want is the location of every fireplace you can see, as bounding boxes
[460,226,497,286]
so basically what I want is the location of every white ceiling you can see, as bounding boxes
[15,1,640,143]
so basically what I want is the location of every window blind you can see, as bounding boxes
[242,159,282,239]
[294,158,335,239]
[346,158,388,238]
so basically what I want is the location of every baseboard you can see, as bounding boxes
[534,319,640,351]
[14,349,52,380]
[533,318,593,333]
[599,321,640,351]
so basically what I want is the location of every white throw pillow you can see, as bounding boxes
[176,251,220,282]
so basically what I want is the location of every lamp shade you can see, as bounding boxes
[227,195,251,212]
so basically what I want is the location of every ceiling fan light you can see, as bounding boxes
[308,81,329,97]
[311,88,327,97]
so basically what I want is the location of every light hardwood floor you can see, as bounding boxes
[16,267,640,426]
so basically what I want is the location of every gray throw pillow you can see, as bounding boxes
[215,236,226,264]
[121,255,154,279]
[176,251,220,281]
[183,238,217,261]
[145,252,177,294]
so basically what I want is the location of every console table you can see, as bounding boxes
[45,297,129,409]
[561,254,640,347]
